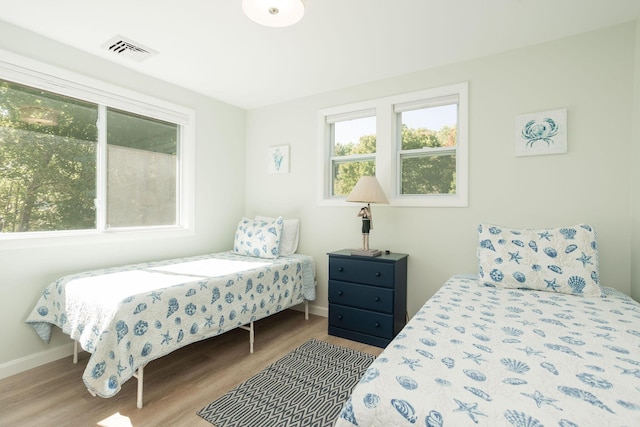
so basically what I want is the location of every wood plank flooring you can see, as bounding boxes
[0,311,382,427]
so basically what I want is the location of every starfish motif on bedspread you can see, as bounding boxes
[517,346,545,357]
[149,291,162,303]
[463,352,487,365]
[439,305,453,312]
[593,332,614,341]
[516,320,537,327]
[453,399,487,423]
[423,326,440,335]
[472,323,488,331]
[615,366,640,379]
[161,331,172,345]
[117,362,127,376]
[400,356,422,371]
[522,391,562,410]
[204,315,215,328]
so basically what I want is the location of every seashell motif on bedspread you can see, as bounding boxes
[333,274,640,427]
[557,386,615,413]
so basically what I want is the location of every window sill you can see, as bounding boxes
[0,226,194,250]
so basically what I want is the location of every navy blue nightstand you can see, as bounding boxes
[327,250,408,348]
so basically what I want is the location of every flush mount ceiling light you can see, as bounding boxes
[242,0,304,27]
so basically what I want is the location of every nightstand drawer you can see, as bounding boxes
[329,304,393,339]
[328,258,395,288]
[328,280,393,313]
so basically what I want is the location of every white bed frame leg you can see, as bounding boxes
[73,340,78,364]
[305,300,309,320]
[239,321,255,353]
[133,365,144,409]
[249,321,254,353]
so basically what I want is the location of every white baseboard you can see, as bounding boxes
[0,342,75,380]
[290,303,328,318]
[307,304,328,318]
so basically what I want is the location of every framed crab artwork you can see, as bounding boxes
[515,108,567,157]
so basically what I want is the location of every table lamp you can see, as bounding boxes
[346,176,389,257]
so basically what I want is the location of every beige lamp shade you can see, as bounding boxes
[346,176,389,204]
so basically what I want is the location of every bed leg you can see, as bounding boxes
[134,365,144,409]
[73,340,78,364]
[305,301,309,320]
[249,321,254,354]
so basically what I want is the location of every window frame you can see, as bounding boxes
[0,49,196,248]
[318,82,468,207]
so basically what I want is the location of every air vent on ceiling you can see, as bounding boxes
[101,35,158,62]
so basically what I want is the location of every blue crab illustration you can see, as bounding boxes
[521,117,559,147]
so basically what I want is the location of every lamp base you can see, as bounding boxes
[350,249,382,257]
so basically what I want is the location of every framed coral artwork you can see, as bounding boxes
[515,108,567,157]
[267,145,290,174]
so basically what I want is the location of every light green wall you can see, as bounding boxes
[0,22,247,372]
[245,22,638,316]
[632,21,640,302]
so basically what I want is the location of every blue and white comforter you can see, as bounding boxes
[26,251,315,398]
[336,275,640,426]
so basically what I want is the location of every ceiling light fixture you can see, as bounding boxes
[242,0,304,27]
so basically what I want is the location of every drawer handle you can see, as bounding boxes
[374,296,380,302]
[374,322,380,328]
[338,267,344,272]
[338,315,343,320]
[375,272,381,277]
[338,290,344,296]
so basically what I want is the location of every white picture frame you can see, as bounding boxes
[515,108,567,157]
[267,145,290,174]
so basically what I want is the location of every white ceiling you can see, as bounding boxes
[0,0,639,110]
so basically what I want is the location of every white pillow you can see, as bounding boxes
[255,215,299,255]
[477,223,602,297]
[233,217,284,259]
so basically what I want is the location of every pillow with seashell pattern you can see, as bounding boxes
[477,223,602,296]
[233,216,284,259]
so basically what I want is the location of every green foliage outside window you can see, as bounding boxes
[333,134,376,196]
[400,124,457,195]
[332,124,457,197]
[0,80,98,233]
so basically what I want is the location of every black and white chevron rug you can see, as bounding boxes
[197,339,375,427]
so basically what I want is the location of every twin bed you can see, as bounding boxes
[337,224,640,426]
[26,216,315,408]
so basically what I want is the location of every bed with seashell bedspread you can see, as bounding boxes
[336,224,640,427]
[26,250,315,408]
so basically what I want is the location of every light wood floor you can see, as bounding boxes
[0,311,382,427]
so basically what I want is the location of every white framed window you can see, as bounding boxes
[327,109,376,197]
[318,82,468,207]
[0,50,196,247]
